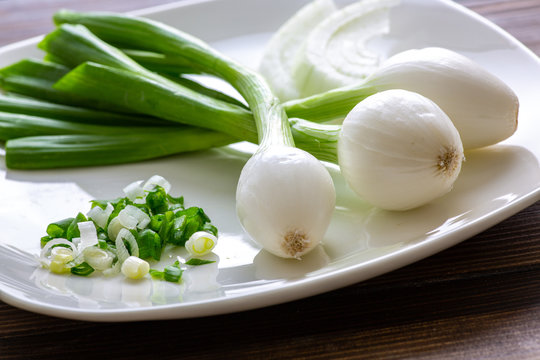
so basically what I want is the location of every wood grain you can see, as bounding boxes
[0,1,539,359]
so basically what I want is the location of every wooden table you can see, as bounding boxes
[1,1,539,358]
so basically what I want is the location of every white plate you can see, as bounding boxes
[0,0,539,322]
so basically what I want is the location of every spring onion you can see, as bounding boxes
[0,94,166,126]
[5,131,235,169]
[284,47,519,149]
[0,63,474,212]
[0,59,132,112]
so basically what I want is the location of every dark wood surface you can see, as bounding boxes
[1,0,539,359]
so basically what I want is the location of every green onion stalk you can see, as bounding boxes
[0,24,341,166]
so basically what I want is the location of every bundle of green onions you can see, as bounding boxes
[1,10,340,259]
[0,8,518,257]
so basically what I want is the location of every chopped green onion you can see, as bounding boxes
[70,262,95,276]
[136,229,162,261]
[185,258,216,266]
[46,217,74,239]
[150,260,183,283]
[185,231,217,257]
[120,256,149,280]
[163,262,183,283]
[145,186,169,214]
[65,212,87,240]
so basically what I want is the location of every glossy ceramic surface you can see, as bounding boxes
[0,0,539,321]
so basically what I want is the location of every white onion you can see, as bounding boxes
[292,0,399,97]
[258,0,337,101]
[365,47,519,149]
[236,146,336,258]
[338,89,464,210]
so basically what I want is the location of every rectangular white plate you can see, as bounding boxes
[0,0,539,321]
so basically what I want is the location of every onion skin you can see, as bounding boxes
[367,47,519,149]
[338,89,464,211]
[236,146,336,259]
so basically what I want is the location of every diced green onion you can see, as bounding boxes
[70,262,95,276]
[163,262,183,283]
[46,217,74,239]
[115,228,139,263]
[83,247,114,271]
[120,256,149,279]
[185,258,216,266]
[66,212,88,240]
[185,231,217,257]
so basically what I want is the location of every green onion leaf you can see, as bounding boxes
[46,217,74,238]
[150,260,183,283]
[65,212,87,240]
[40,235,54,248]
[149,269,165,280]
[163,263,183,283]
[145,186,169,214]
[137,229,162,261]
[70,262,95,276]
[185,258,215,266]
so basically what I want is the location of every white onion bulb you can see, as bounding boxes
[77,221,98,253]
[367,47,519,149]
[236,146,335,259]
[338,89,464,210]
[83,247,114,271]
